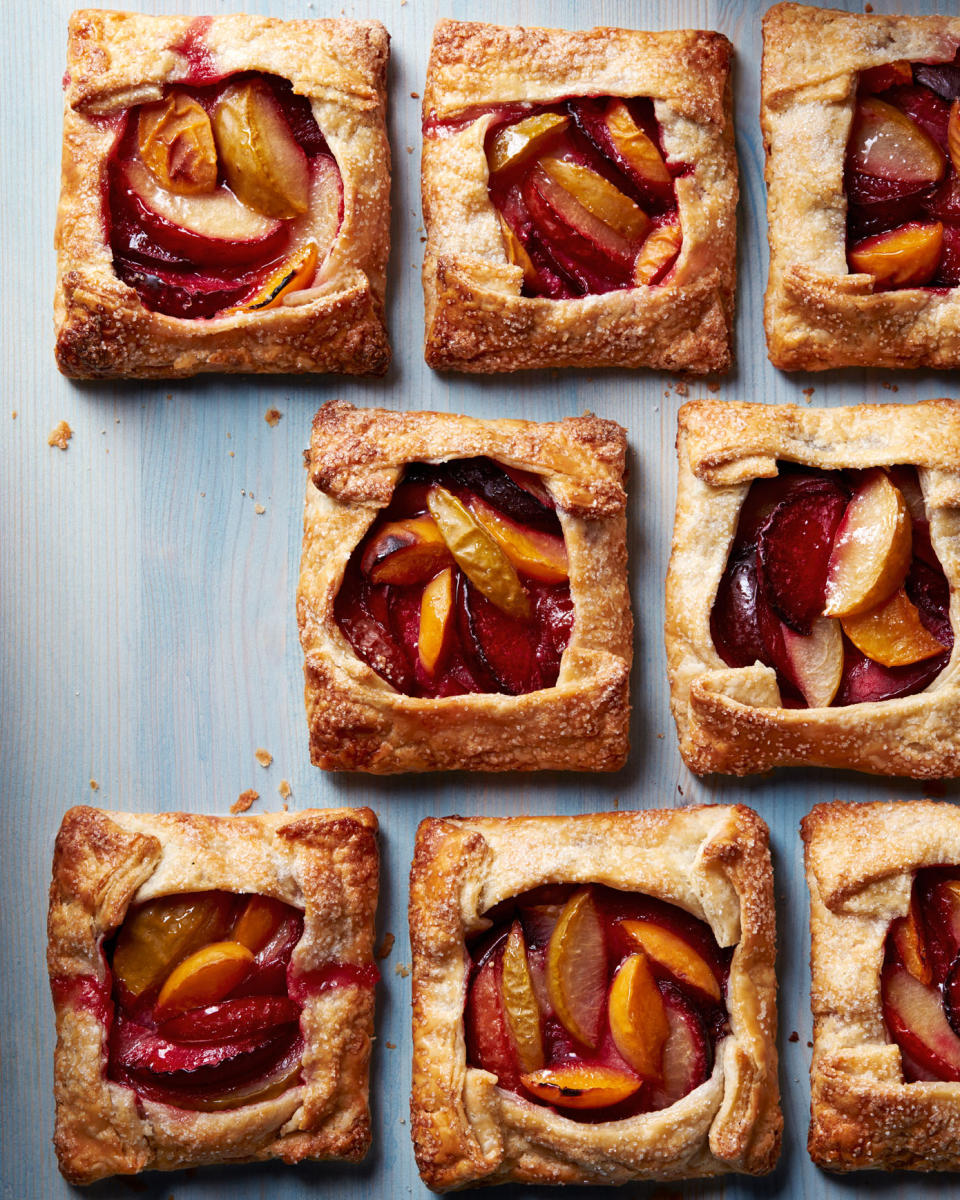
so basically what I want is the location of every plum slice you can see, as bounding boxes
[647,986,712,1110]
[883,962,960,1082]
[159,995,300,1043]
[113,1016,272,1075]
[756,482,848,634]
[461,580,541,696]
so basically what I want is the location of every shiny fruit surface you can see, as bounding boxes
[232,895,290,954]
[155,941,255,1018]
[825,471,912,618]
[418,567,454,677]
[608,952,669,1080]
[546,889,607,1049]
[360,515,453,586]
[137,92,217,194]
[488,112,570,174]
[848,221,944,287]
[779,617,844,709]
[465,883,730,1120]
[212,79,310,219]
[113,892,234,1003]
[231,241,317,311]
[467,495,568,583]
[840,587,948,667]
[539,157,651,242]
[521,1064,642,1109]
[633,220,682,285]
[603,99,671,187]
[528,164,637,269]
[848,98,946,185]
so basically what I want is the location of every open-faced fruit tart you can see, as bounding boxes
[298,401,632,773]
[420,20,737,374]
[47,806,378,1184]
[805,801,960,1172]
[667,400,960,777]
[409,808,781,1189]
[762,3,960,370]
[55,11,390,378]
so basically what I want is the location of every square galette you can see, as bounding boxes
[420,19,737,374]
[297,400,632,773]
[47,805,378,1184]
[804,800,960,1171]
[55,10,390,378]
[408,807,781,1189]
[762,2,960,370]
[666,399,960,777]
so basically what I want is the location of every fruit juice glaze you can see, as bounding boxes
[883,868,960,1083]
[336,458,574,698]
[50,890,377,1112]
[846,51,960,288]
[427,97,686,298]
[711,463,952,708]
[107,69,341,319]
[465,884,731,1121]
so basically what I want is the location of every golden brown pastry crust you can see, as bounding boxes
[802,800,960,1171]
[420,20,737,375]
[297,399,632,773]
[666,399,960,777]
[761,3,960,371]
[47,805,378,1185]
[55,10,390,379]
[408,807,781,1190]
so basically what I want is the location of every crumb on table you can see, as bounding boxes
[395,962,411,978]
[255,748,273,767]
[376,931,395,960]
[89,779,99,791]
[279,779,291,799]
[230,789,259,814]
[264,407,282,427]
[48,420,73,450]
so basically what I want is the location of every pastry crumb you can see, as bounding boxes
[254,503,266,515]
[678,785,684,796]
[406,145,414,153]
[410,91,419,98]
[385,1041,396,1049]
[802,387,815,402]
[673,381,688,396]
[231,789,259,814]
[376,931,395,960]
[807,1040,814,1048]
[395,962,411,978]
[89,779,99,791]
[279,779,292,800]
[864,2,873,10]
[229,450,235,458]
[657,732,665,739]
[264,407,282,426]
[11,410,17,419]
[788,1031,799,1043]
[48,420,73,450]
[706,380,721,392]
[255,748,273,768]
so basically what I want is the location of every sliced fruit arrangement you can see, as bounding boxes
[882,868,960,1082]
[845,51,960,288]
[103,889,373,1111]
[109,73,343,318]
[464,883,731,1120]
[711,463,953,708]
[334,457,573,698]
[480,97,683,299]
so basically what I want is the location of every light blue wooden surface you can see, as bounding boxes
[3,0,960,1196]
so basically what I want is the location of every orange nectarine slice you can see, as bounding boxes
[113,893,234,1001]
[418,567,454,677]
[498,214,538,289]
[841,587,948,667]
[487,112,569,175]
[467,495,567,583]
[950,100,960,176]
[546,889,606,1048]
[781,616,844,708]
[360,515,453,586]
[892,906,932,986]
[604,99,671,186]
[138,92,217,195]
[849,98,945,185]
[232,895,289,954]
[848,221,944,288]
[427,487,531,619]
[234,242,318,311]
[501,921,545,1073]
[633,221,682,285]
[155,941,254,1018]
[520,1064,641,1110]
[619,921,722,1002]
[824,471,912,618]
[608,952,669,1080]
[539,157,650,242]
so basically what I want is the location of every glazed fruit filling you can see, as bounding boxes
[846,51,960,289]
[464,884,730,1119]
[711,464,952,708]
[107,68,343,319]
[882,868,960,1083]
[479,98,683,298]
[51,890,376,1111]
[335,458,573,697]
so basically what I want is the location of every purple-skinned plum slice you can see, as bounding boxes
[883,962,960,1082]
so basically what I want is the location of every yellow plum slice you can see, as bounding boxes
[467,495,567,583]
[500,921,545,1073]
[604,99,671,187]
[138,92,217,195]
[546,888,606,1048]
[824,471,912,618]
[418,567,454,677]
[487,112,570,175]
[608,952,669,1080]
[849,97,945,185]
[539,157,650,242]
[619,920,722,1002]
[155,941,254,1018]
